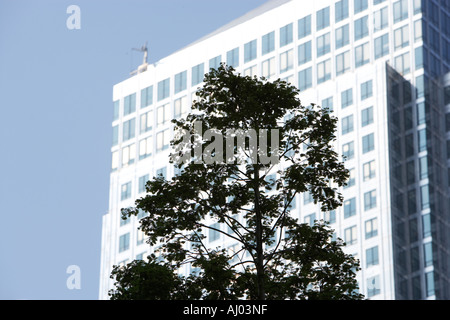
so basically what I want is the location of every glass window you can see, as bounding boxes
[415,47,423,69]
[362,106,374,126]
[122,144,136,167]
[156,167,167,179]
[124,93,136,115]
[317,33,331,57]
[336,50,351,76]
[244,39,257,63]
[227,47,239,68]
[121,182,132,200]
[394,52,411,74]
[262,31,275,55]
[355,16,369,41]
[355,42,370,67]
[344,167,355,188]
[298,67,312,91]
[280,23,293,47]
[393,0,408,23]
[366,246,379,267]
[244,65,257,77]
[335,24,350,49]
[139,136,153,160]
[414,19,422,42]
[298,15,311,39]
[418,129,427,152]
[280,49,293,73]
[209,55,221,70]
[317,59,331,84]
[344,197,356,218]
[365,217,378,239]
[156,129,170,152]
[262,57,275,78]
[341,88,353,108]
[157,78,170,101]
[298,41,312,65]
[112,125,119,146]
[140,86,153,108]
[361,80,373,100]
[316,7,330,31]
[119,233,130,252]
[174,96,188,119]
[111,150,119,171]
[344,225,357,244]
[426,272,435,297]
[304,213,316,226]
[364,189,377,210]
[374,6,388,32]
[191,63,204,86]
[423,242,433,267]
[419,156,428,179]
[367,275,381,298]
[342,114,354,134]
[138,174,149,193]
[354,0,368,13]
[123,118,136,142]
[322,96,333,111]
[420,185,430,210]
[113,100,120,121]
[174,71,187,94]
[374,33,389,59]
[209,222,221,242]
[140,110,152,133]
[394,25,409,50]
[335,0,349,23]
[362,133,375,153]
[157,103,170,126]
[325,210,336,224]
[422,213,431,237]
[363,160,376,181]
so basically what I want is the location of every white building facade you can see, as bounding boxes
[99,0,450,300]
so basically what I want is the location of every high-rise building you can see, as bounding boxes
[99,0,450,300]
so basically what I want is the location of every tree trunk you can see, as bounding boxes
[253,164,265,300]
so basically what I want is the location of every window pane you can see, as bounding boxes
[298,15,311,39]
[317,59,331,84]
[335,0,349,23]
[336,24,350,49]
[298,41,312,65]
[317,33,331,57]
[280,23,293,47]
[175,71,187,94]
[355,16,369,41]
[227,48,239,68]
[298,67,312,91]
[374,33,389,59]
[316,7,330,31]
[355,42,370,67]
[262,31,275,55]
[244,39,257,63]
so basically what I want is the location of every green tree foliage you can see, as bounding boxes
[109,64,364,300]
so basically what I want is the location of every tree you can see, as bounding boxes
[110,64,363,300]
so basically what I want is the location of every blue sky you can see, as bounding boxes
[0,0,265,299]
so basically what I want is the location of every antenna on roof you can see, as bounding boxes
[130,41,148,76]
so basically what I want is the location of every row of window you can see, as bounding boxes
[112,0,427,122]
[342,132,375,162]
[120,167,167,202]
[113,95,190,147]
